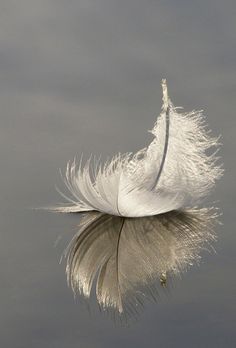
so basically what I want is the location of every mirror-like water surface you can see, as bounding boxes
[1,0,235,347]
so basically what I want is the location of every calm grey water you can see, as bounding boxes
[1,0,236,347]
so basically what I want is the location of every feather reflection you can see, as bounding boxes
[64,208,217,315]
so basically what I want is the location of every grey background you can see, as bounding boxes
[1,0,235,347]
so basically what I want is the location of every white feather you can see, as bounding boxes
[53,79,222,217]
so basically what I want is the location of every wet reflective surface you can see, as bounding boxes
[1,0,236,347]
